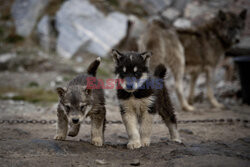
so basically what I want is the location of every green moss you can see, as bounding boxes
[107,0,119,7]
[5,34,24,43]
[123,2,148,17]
[97,67,111,79]
[0,87,58,103]
[28,82,39,87]
[1,14,11,21]
[63,76,74,82]
[0,26,4,38]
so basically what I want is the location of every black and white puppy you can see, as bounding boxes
[112,49,181,149]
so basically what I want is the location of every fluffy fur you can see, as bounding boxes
[54,57,106,147]
[112,50,181,149]
[139,9,247,110]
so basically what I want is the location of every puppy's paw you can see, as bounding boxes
[183,104,195,112]
[172,138,182,143]
[213,101,225,109]
[141,139,150,147]
[92,137,103,147]
[54,134,66,140]
[127,140,141,150]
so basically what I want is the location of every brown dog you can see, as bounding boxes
[139,9,247,111]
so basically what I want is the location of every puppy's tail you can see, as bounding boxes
[87,57,101,76]
[154,64,167,79]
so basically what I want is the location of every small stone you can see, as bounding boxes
[130,159,140,166]
[3,92,17,98]
[95,159,108,165]
[173,18,192,29]
[56,76,63,82]
[0,53,16,63]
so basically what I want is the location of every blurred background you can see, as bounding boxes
[0,0,249,106]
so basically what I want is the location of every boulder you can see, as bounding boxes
[37,15,50,51]
[56,0,127,58]
[173,18,192,29]
[162,8,180,21]
[11,0,50,37]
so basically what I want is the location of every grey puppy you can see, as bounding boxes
[54,57,106,146]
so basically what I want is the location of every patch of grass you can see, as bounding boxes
[0,26,4,38]
[45,0,65,16]
[5,34,24,43]
[1,14,11,21]
[63,76,74,82]
[97,67,111,79]
[0,87,58,103]
[28,82,39,87]
[107,0,120,7]
[123,2,148,17]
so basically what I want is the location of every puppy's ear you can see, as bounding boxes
[83,86,92,96]
[239,9,247,20]
[140,51,152,67]
[56,87,66,99]
[218,10,226,21]
[112,49,123,63]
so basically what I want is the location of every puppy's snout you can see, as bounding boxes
[72,118,79,124]
[126,83,134,90]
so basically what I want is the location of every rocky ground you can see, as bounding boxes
[0,50,250,167]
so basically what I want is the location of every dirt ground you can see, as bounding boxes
[1,97,250,167]
[0,53,250,167]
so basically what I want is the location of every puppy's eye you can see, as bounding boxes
[65,105,70,112]
[80,105,87,111]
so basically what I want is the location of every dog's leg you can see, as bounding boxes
[205,67,224,108]
[160,110,181,143]
[165,119,181,143]
[188,72,199,104]
[169,47,194,112]
[68,124,80,137]
[122,107,141,149]
[90,110,105,147]
[140,111,153,147]
[174,70,194,111]
[54,108,68,140]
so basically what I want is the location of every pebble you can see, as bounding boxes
[130,159,140,166]
[95,159,108,165]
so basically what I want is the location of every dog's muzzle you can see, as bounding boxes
[72,118,79,124]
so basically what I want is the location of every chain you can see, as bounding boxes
[0,118,249,125]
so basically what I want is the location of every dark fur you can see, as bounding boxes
[113,50,180,148]
[139,9,247,110]
[54,58,106,146]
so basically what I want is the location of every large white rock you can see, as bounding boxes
[162,8,180,21]
[11,0,50,37]
[56,0,127,58]
[37,15,50,51]
[173,18,192,29]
